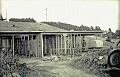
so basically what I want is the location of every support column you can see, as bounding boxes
[56,35,58,55]
[52,36,55,54]
[11,38,12,49]
[41,34,44,58]
[58,35,60,55]
[82,35,85,52]
[40,34,43,58]
[27,35,30,57]
[73,34,75,58]
[64,36,66,55]
[70,34,72,55]
[12,35,14,56]
[61,35,62,54]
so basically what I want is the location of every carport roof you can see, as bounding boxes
[0,21,67,31]
[0,21,104,36]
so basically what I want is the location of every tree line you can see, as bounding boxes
[9,18,36,22]
[42,21,101,31]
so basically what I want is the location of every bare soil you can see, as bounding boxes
[19,57,100,77]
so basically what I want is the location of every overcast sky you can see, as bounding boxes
[1,0,119,32]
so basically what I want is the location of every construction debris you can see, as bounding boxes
[0,49,39,77]
[70,48,110,75]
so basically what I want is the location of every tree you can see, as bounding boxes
[90,26,94,30]
[95,26,101,31]
[108,28,112,32]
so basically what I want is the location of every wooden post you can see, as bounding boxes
[56,35,57,55]
[66,35,68,54]
[70,34,72,55]
[12,35,14,56]
[63,33,67,55]
[41,34,44,58]
[58,35,60,55]
[79,34,81,54]
[11,38,12,49]
[64,36,66,55]
[82,35,85,52]
[73,34,75,58]
[52,36,55,55]
[61,35,62,54]
[27,35,30,57]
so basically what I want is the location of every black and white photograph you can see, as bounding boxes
[0,0,120,77]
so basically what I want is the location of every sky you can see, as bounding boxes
[1,0,119,32]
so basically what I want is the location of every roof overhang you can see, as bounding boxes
[0,31,104,36]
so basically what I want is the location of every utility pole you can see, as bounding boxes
[45,8,48,22]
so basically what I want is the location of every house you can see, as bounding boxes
[0,21,103,58]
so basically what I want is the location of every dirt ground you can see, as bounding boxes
[19,57,100,77]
